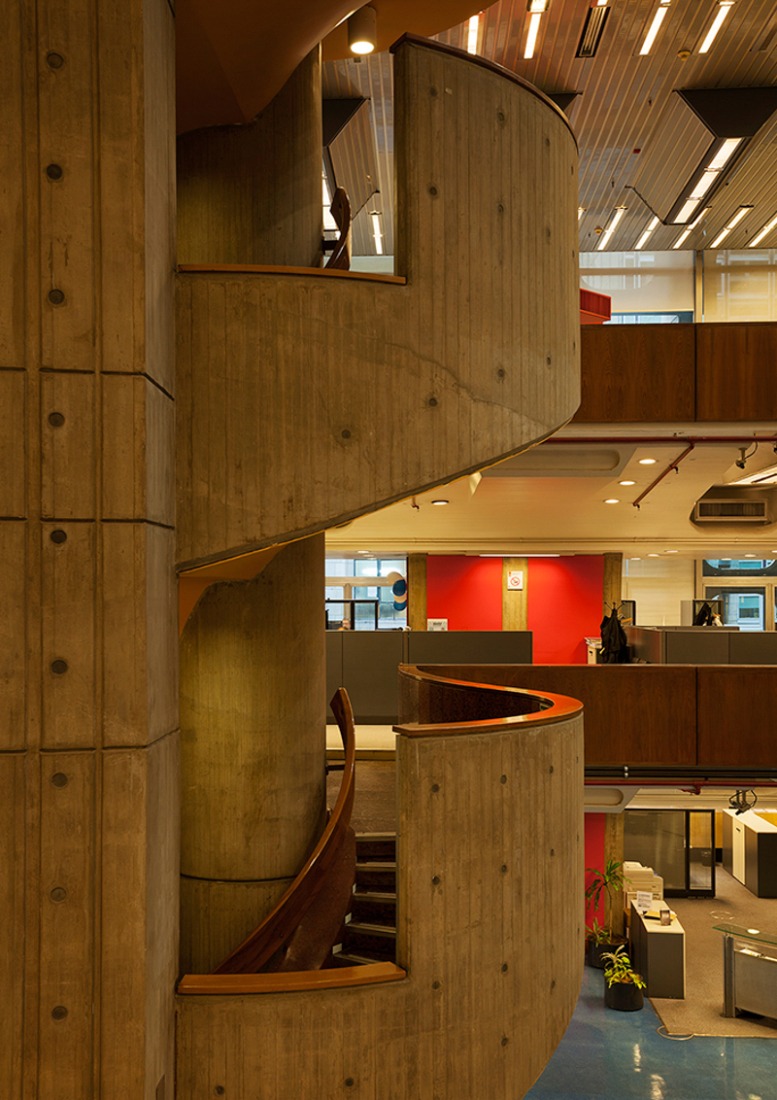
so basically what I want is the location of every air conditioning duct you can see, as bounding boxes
[691,488,770,525]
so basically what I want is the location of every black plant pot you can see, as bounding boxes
[605,981,644,1012]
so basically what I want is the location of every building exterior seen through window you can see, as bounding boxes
[325,557,408,630]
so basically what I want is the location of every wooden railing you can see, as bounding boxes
[178,960,405,995]
[412,663,777,779]
[211,688,357,974]
[397,663,583,731]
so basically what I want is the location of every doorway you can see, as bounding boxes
[624,809,716,897]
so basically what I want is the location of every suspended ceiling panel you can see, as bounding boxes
[322,0,777,255]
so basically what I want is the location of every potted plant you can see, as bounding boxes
[601,945,646,1011]
[585,858,629,967]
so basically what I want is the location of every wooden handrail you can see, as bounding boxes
[178,961,406,996]
[212,688,357,973]
[396,664,583,737]
[177,263,406,284]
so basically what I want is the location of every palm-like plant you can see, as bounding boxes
[585,858,628,942]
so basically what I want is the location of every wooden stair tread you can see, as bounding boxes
[346,921,397,937]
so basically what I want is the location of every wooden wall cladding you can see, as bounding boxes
[177,37,580,565]
[696,322,777,421]
[576,324,696,423]
[696,667,777,767]
[423,665,697,767]
[176,709,583,1099]
[578,321,777,424]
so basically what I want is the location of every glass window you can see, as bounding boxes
[703,559,777,576]
[325,557,407,630]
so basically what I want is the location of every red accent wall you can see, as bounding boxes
[426,557,503,630]
[527,556,604,664]
[584,813,607,928]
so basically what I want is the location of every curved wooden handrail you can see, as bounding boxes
[177,263,406,284]
[178,960,406,996]
[395,664,583,737]
[212,688,357,974]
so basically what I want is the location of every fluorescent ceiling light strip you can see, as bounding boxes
[635,215,660,250]
[699,1,734,55]
[749,214,777,247]
[370,211,383,255]
[597,206,626,251]
[710,205,750,248]
[672,139,742,224]
[466,14,479,54]
[707,136,742,171]
[524,10,543,58]
[640,3,670,56]
[672,206,709,249]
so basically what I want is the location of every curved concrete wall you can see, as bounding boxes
[176,694,584,1098]
[176,38,580,567]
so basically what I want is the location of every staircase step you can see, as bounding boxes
[346,921,397,939]
[355,832,397,861]
[331,950,385,967]
[351,889,397,924]
[341,920,397,962]
[355,860,397,889]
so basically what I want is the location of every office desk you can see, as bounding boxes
[630,904,685,999]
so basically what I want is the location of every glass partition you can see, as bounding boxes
[624,809,715,897]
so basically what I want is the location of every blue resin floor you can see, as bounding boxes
[525,966,776,1100]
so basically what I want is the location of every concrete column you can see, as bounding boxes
[179,535,326,972]
[502,557,529,630]
[603,552,624,616]
[407,553,428,631]
[0,2,178,1097]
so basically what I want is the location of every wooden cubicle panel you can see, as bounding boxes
[696,667,777,767]
[576,325,695,423]
[427,665,697,767]
[696,323,777,421]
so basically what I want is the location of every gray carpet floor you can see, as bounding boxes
[651,866,777,1038]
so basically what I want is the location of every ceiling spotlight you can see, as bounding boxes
[619,479,636,486]
[431,498,449,506]
[639,458,657,465]
[604,498,620,504]
[348,4,377,55]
